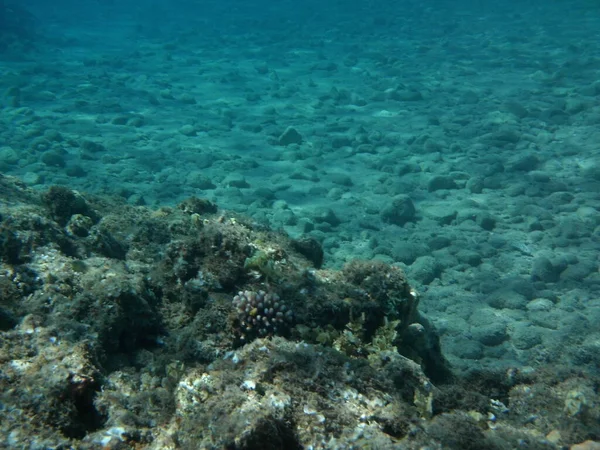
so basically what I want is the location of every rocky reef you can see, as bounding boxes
[0,173,598,449]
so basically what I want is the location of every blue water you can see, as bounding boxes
[1,1,600,445]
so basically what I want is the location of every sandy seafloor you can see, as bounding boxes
[1,0,600,447]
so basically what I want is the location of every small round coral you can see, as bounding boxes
[233,290,294,341]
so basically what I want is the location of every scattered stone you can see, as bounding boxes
[389,87,423,101]
[111,115,129,125]
[179,124,197,136]
[381,195,416,226]
[253,187,277,202]
[423,139,444,152]
[187,172,216,190]
[224,175,250,188]
[127,116,145,127]
[461,90,480,104]
[331,135,352,148]
[312,208,341,227]
[503,101,529,118]
[509,153,540,172]
[560,261,597,282]
[511,325,543,350]
[446,337,483,360]
[428,175,458,192]
[531,256,562,283]
[481,128,521,147]
[0,146,19,165]
[65,165,87,177]
[22,172,42,185]
[472,322,508,346]
[312,61,338,72]
[456,249,482,266]
[66,214,94,237]
[278,126,303,146]
[179,93,197,104]
[178,197,218,215]
[423,205,457,225]
[291,236,324,268]
[428,236,452,250]
[526,298,554,312]
[41,151,66,167]
[486,289,529,310]
[466,176,484,193]
[80,140,106,153]
[329,173,353,187]
[392,242,427,265]
[476,212,496,230]
[410,255,442,285]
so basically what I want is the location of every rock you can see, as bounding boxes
[331,135,352,148]
[291,236,324,268]
[531,257,561,283]
[178,93,196,104]
[41,151,66,167]
[224,175,250,188]
[503,101,529,118]
[481,129,521,147]
[278,127,303,146]
[65,165,87,178]
[187,172,216,190]
[329,173,353,187]
[80,140,106,153]
[313,208,341,227]
[392,242,427,265]
[389,88,423,101]
[526,298,554,312]
[423,139,444,152]
[22,172,42,185]
[511,325,543,350]
[456,249,482,266]
[476,212,496,230]
[179,124,197,136]
[466,176,484,193]
[472,322,508,346]
[0,146,19,165]
[560,261,597,282]
[427,175,458,192]
[428,236,452,250]
[42,185,98,226]
[410,255,442,285]
[423,205,457,225]
[571,441,600,450]
[273,208,297,226]
[381,195,416,226]
[446,337,484,360]
[486,290,528,310]
[253,187,277,201]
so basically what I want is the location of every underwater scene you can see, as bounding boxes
[1,0,599,448]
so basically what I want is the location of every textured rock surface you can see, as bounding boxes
[0,174,598,449]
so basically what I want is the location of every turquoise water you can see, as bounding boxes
[3,0,600,369]
[1,1,600,446]
[3,0,600,365]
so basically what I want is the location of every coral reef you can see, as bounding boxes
[0,173,598,449]
[232,290,294,341]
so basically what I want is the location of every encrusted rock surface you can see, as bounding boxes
[0,173,598,449]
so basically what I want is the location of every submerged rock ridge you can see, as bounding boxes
[0,173,597,449]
